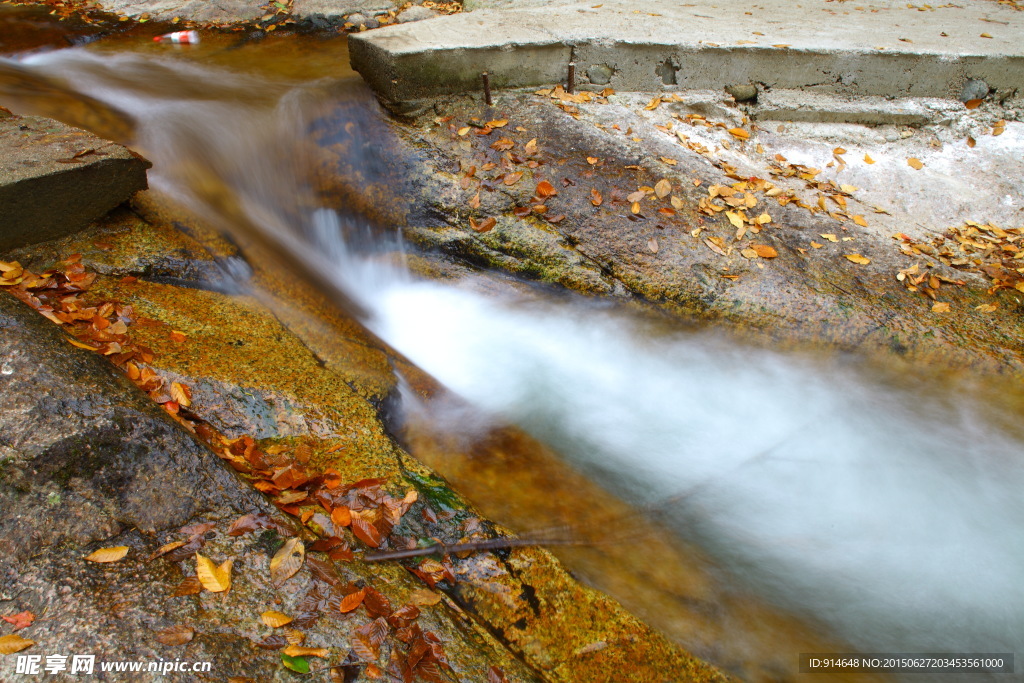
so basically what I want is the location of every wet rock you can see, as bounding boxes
[959,78,989,103]
[587,63,614,85]
[726,83,758,102]
[397,5,437,22]
[0,114,150,252]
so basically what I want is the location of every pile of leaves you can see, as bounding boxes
[893,220,1024,301]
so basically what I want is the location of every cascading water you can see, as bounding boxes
[6,42,1023,681]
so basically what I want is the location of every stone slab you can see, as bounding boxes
[349,0,1024,105]
[0,114,150,252]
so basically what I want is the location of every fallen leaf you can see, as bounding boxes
[980,32,993,38]
[590,189,603,206]
[195,553,232,592]
[410,588,443,606]
[965,98,983,109]
[339,588,366,613]
[486,119,508,128]
[470,217,497,233]
[270,538,305,585]
[350,512,382,548]
[741,248,758,259]
[490,137,514,151]
[845,254,871,265]
[932,302,950,313]
[262,610,293,628]
[457,127,470,136]
[670,196,684,210]
[752,244,778,258]
[535,180,557,198]
[725,211,745,229]
[647,237,659,254]
[331,506,352,527]
[810,241,823,249]
[975,303,998,313]
[2,611,35,630]
[967,136,976,148]
[863,154,875,164]
[284,645,329,658]
[281,654,309,673]
[586,156,599,165]
[154,625,194,646]
[0,634,35,654]
[654,178,672,198]
[170,576,202,597]
[727,127,750,140]
[852,215,868,227]
[503,172,523,186]
[907,157,924,170]
[170,382,192,408]
[820,233,839,243]
[524,138,538,154]
[85,546,129,563]
[169,330,186,343]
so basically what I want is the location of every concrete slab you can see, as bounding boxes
[0,113,150,251]
[349,0,1023,106]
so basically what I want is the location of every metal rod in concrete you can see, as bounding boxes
[567,61,575,94]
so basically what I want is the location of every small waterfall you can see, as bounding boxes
[7,45,1023,679]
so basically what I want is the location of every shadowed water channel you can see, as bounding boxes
[2,21,1024,682]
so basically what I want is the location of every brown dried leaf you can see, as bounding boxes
[752,244,778,258]
[350,513,382,548]
[503,172,523,186]
[535,180,557,198]
[339,588,366,613]
[410,589,443,606]
[170,382,192,408]
[470,217,497,233]
[154,625,194,646]
[270,538,305,585]
[171,576,202,597]
[647,237,659,254]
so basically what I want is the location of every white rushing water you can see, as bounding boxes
[14,47,1024,675]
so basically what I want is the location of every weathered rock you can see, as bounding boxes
[0,114,149,252]
[397,5,438,23]
[959,78,990,103]
[725,83,758,102]
[293,0,395,24]
[586,63,613,85]
[98,0,263,23]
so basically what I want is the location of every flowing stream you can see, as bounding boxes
[4,29,1024,681]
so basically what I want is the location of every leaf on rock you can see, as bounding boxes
[852,215,868,227]
[270,538,305,585]
[845,254,871,265]
[727,127,750,140]
[752,244,778,258]
[1,611,35,630]
[261,610,294,628]
[284,645,329,658]
[502,172,523,186]
[932,302,951,313]
[410,589,443,606]
[647,237,659,254]
[350,513,382,548]
[170,382,192,408]
[85,546,129,563]
[339,588,366,614]
[170,576,202,597]
[281,654,310,673]
[907,157,924,170]
[195,553,232,592]
[654,178,672,198]
[590,189,603,206]
[535,180,557,198]
[0,634,35,654]
[470,217,496,233]
[154,625,194,646]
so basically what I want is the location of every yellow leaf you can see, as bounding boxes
[644,96,662,110]
[975,303,998,313]
[630,201,641,214]
[524,138,538,154]
[170,382,192,408]
[269,537,304,586]
[833,147,847,155]
[67,338,100,351]
[586,156,599,165]
[486,119,508,128]
[863,154,875,164]
[0,634,35,654]
[852,215,868,227]
[85,546,129,563]
[261,610,293,628]
[845,254,871,265]
[752,244,778,258]
[725,211,745,229]
[810,241,823,249]
[660,157,677,165]
[932,302,950,313]
[670,196,684,210]
[820,234,838,243]
[980,32,992,38]
[283,645,329,658]
[457,127,470,136]
[741,248,759,259]
[907,157,924,170]
[727,127,750,140]
[410,588,443,606]
[654,178,672,198]
[840,184,859,193]
[196,553,232,593]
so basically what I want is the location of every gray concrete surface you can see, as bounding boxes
[349,0,1023,106]
[0,114,150,251]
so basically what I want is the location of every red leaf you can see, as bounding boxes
[535,180,557,198]
[2,611,34,630]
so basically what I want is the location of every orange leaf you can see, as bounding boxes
[752,244,778,258]
[590,189,603,206]
[339,588,366,613]
[535,180,557,198]
[907,157,924,170]
[503,172,523,186]
[727,128,750,140]
[85,546,129,563]
[965,98,983,109]
[331,506,352,527]
[470,217,497,233]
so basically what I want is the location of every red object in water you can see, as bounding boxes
[153,30,199,45]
